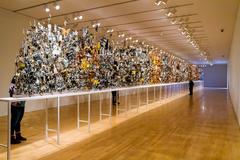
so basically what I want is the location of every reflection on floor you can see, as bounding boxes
[1,88,240,160]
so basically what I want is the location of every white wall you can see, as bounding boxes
[229,3,240,124]
[202,64,228,88]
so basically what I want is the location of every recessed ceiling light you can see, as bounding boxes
[78,15,83,20]
[155,0,167,6]
[107,29,114,33]
[44,5,50,12]
[54,2,60,10]
[165,8,177,17]
[92,22,100,28]
[171,18,178,24]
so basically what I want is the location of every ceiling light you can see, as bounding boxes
[155,0,167,6]
[118,34,125,38]
[171,18,178,24]
[54,2,60,10]
[125,37,132,41]
[73,15,83,21]
[107,29,114,33]
[44,5,50,12]
[92,22,101,28]
[165,8,176,17]
[78,15,83,20]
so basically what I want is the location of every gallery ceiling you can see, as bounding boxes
[0,0,239,64]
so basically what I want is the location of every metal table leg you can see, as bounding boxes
[45,99,48,140]
[7,102,11,160]
[137,88,140,112]
[125,90,128,115]
[77,96,80,128]
[0,102,11,160]
[159,86,162,101]
[109,92,112,118]
[57,97,60,145]
[77,95,91,132]
[99,93,102,121]
[154,87,156,102]
[146,88,149,109]
[88,94,91,132]
[45,97,61,145]
[99,92,112,119]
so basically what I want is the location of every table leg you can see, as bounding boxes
[99,93,102,121]
[109,92,112,118]
[7,102,11,160]
[77,96,80,128]
[57,96,60,145]
[146,88,149,109]
[45,99,48,141]
[88,94,91,133]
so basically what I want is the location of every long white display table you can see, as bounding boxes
[0,81,203,160]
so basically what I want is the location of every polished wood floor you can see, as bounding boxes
[1,88,240,160]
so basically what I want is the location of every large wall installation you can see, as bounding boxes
[13,22,200,96]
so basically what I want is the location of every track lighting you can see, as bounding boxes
[92,22,101,28]
[125,37,132,41]
[118,34,125,38]
[155,0,167,6]
[73,15,83,21]
[171,18,178,24]
[165,8,177,17]
[44,5,50,12]
[64,17,70,26]
[107,29,114,33]
[92,22,101,32]
[78,15,83,20]
[54,2,60,10]
[44,1,61,13]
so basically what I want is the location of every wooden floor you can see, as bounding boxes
[1,88,240,160]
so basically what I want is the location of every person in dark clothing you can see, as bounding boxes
[9,77,27,144]
[112,91,117,106]
[189,80,194,95]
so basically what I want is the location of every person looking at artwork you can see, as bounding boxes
[9,76,27,144]
[112,91,119,106]
[189,79,194,95]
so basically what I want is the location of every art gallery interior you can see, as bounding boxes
[0,0,240,159]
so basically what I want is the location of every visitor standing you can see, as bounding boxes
[189,80,194,95]
[9,77,27,144]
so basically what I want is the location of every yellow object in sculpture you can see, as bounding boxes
[81,58,90,70]
[92,79,100,85]
[18,62,25,70]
